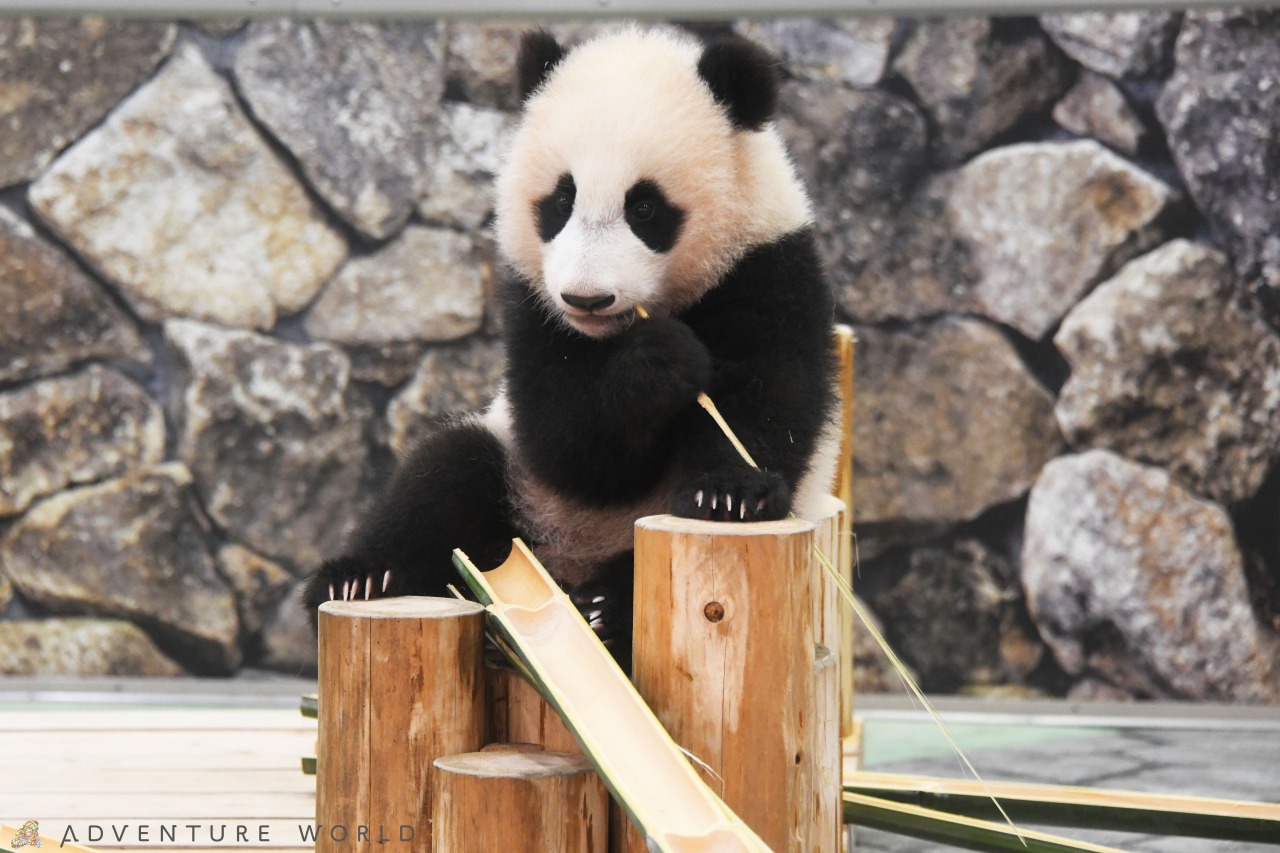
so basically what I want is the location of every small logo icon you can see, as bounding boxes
[10,820,42,848]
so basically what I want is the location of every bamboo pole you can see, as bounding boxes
[317,597,486,853]
[832,324,856,742]
[432,748,609,853]
[488,663,581,754]
[630,515,839,853]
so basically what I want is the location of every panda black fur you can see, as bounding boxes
[304,27,839,663]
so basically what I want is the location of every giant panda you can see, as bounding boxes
[305,27,839,662]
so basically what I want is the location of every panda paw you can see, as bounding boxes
[673,468,790,522]
[570,581,633,666]
[303,556,396,619]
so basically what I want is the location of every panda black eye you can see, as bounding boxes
[632,199,655,222]
[555,192,573,216]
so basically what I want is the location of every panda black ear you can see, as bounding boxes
[518,29,566,104]
[696,35,780,132]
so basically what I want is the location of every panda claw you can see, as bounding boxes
[711,494,717,510]
[589,616,605,630]
[726,494,733,513]
[695,489,704,508]
[586,609,602,623]
[740,502,747,520]
[364,576,372,600]
[341,580,350,601]
[383,570,392,593]
[591,595,606,604]
[328,583,336,602]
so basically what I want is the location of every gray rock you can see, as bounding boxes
[258,579,317,674]
[1023,450,1279,701]
[193,19,246,38]
[305,226,488,346]
[0,573,12,611]
[0,366,165,516]
[387,337,504,457]
[846,141,1179,331]
[777,82,929,316]
[892,18,1072,162]
[235,21,445,240]
[1055,240,1280,505]
[217,544,295,636]
[29,43,346,331]
[346,341,427,387]
[0,207,149,385]
[1156,10,1280,294]
[864,538,1043,691]
[0,618,185,677]
[945,140,1180,339]
[166,319,372,570]
[418,103,514,231]
[854,318,1062,540]
[734,18,895,87]
[1041,12,1181,79]
[0,463,241,672]
[0,19,175,187]
[443,21,522,111]
[1052,70,1147,156]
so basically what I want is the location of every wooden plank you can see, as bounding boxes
[3,793,315,819]
[4,767,315,794]
[0,709,316,731]
[0,730,315,768]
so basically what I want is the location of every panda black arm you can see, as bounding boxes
[502,281,712,505]
[673,228,837,521]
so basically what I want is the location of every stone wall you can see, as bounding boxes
[0,13,1277,699]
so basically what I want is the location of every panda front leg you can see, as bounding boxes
[302,420,523,623]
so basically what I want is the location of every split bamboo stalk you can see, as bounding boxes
[317,597,486,853]
[630,515,839,853]
[432,749,609,853]
[488,663,581,753]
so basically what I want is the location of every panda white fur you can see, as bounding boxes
[306,27,839,663]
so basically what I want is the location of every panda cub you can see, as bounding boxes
[305,27,838,661]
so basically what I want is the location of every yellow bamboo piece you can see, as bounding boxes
[832,324,856,742]
[432,749,609,853]
[455,539,770,853]
[631,514,839,853]
[316,597,486,853]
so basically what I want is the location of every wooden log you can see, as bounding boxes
[832,324,856,742]
[432,749,609,853]
[487,663,580,754]
[317,597,486,853]
[631,515,839,853]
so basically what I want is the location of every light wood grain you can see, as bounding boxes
[487,664,580,754]
[316,596,486,853]
[432,749,608,852]
[631,515,839,853]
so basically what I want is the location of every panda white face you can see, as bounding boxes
[494,27,814,338]
[536,173,686,337]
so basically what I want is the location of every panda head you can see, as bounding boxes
[494,27,813,338]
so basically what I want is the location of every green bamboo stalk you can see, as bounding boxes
[846,771,1280,845]
[844,791,1132,853]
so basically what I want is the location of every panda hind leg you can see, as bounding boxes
[303,421,522,622]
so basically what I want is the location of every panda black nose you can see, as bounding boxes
[562,292,616,312]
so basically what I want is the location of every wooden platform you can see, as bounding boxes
[1,706,317,851]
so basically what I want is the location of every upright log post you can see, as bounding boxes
[317,597,486,852]
[488,664,580,754]
[630,515,840,853]
[432,749,609,852]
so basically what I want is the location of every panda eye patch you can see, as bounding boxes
[624,180,684,253]
[535,173,576,242]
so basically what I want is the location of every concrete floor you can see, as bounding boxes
[855,698,1280,852]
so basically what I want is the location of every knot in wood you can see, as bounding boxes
[703,601,725,623]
